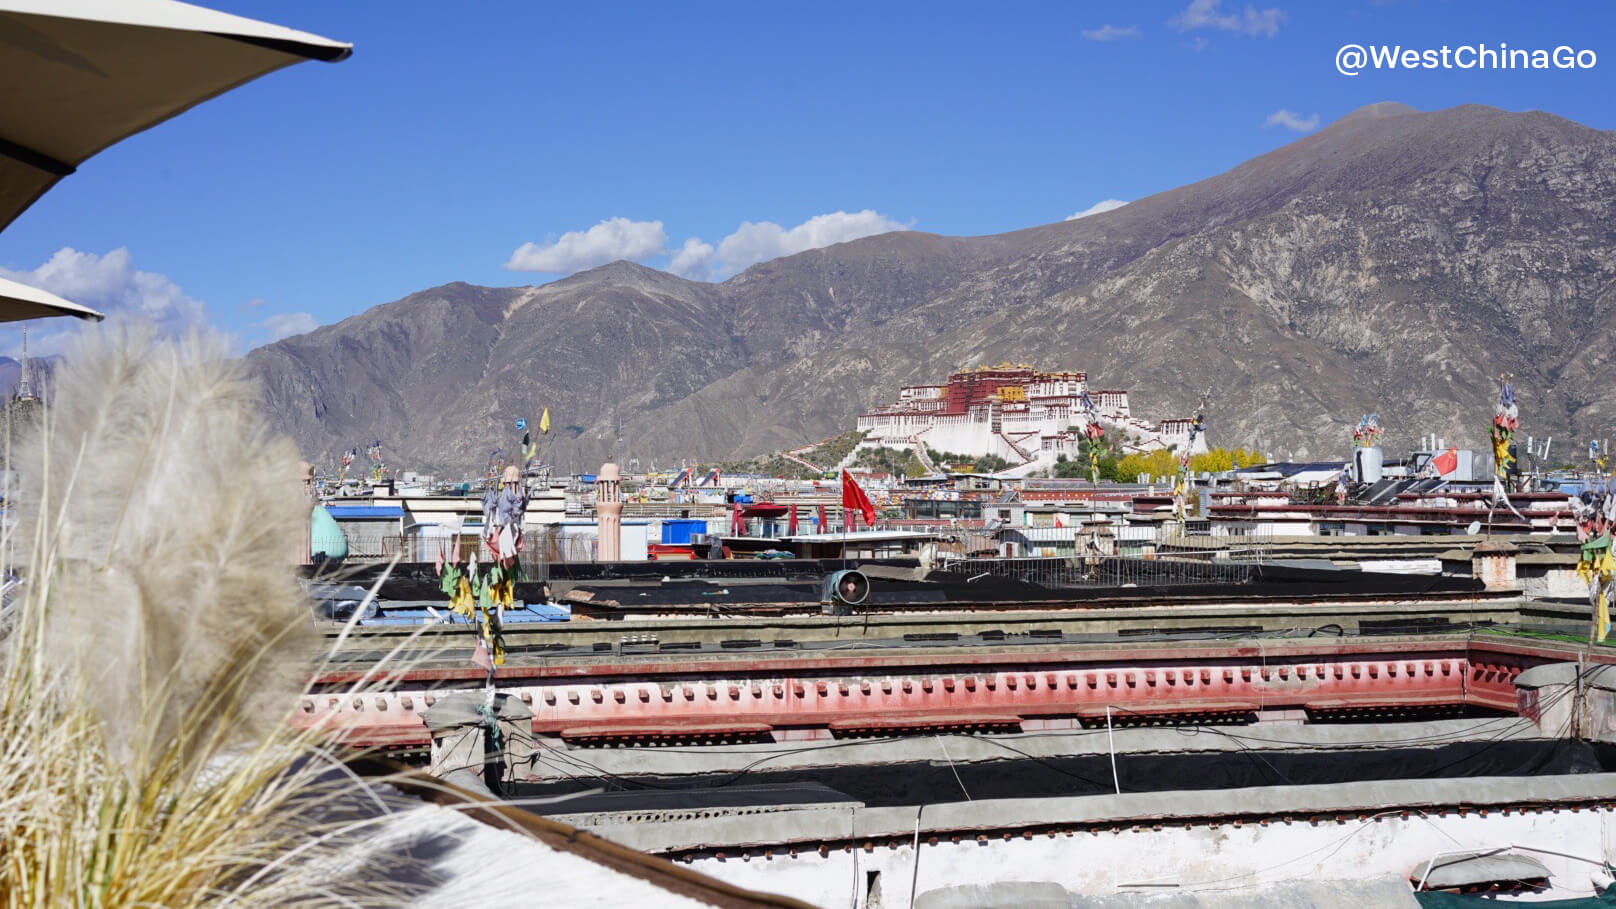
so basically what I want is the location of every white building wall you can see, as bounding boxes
[1212,519,1317,537]
[556,521,649,561]
[685,805,1616,909]
[858,379,1194,467]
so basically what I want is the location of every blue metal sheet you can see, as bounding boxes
[326,505,406,519]
[661,518,709,544]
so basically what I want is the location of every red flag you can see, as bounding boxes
[731,504,745,536]
[787,503,799,535]
[1432,446,1459,476]
[817,504,828,535]
[841,469,876,528]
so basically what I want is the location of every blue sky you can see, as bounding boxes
[2,0,1614,352]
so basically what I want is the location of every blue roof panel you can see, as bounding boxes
[326,505,405,519]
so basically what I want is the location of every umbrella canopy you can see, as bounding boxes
[0,274,103,321]
[739,503,789,519]
[0,0,352,234]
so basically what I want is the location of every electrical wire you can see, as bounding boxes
[501,644,1603,806]
[517,692,1580,803]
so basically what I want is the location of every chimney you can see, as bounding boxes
[595,462,623,561]
[1471,539,1521,592]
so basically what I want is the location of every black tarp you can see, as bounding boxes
[517,739,1616,813]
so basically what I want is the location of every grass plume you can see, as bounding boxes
[0,321,425,907]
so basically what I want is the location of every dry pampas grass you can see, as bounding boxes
[12,321,314,769]
[0,320,433,907]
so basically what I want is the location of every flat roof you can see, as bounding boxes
[576,772,1616,854]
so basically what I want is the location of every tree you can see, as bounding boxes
[926,447,1010,473]
[1233,447,1265,468]
[1190,448,1234,473]
[1053,455,1088,479]
[1115,449,1178,482]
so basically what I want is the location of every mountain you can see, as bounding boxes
[247,102,1616,474]
[0,355,59,400]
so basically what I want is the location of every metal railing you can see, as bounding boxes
[939,553,1255,589]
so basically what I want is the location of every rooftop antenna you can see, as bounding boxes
[610,404,627,469]
[14,327,34,402]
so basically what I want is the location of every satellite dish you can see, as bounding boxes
[1466,520,1483,536]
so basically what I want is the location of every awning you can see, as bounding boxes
[0,0,352,233]
[740,503,790,519]
[0,274,103,322]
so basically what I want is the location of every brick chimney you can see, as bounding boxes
[1472,539,1521,591]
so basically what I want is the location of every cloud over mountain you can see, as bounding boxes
[0,247,207,353]
[505,210,907,280]
[504,217,669,273]
[255,311,320,342]
[1066,199,1129,220]
[714,210,907,274]
[1265,109,1320,132]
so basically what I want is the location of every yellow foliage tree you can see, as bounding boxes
[1188,447,1266,473]
[1115,449,1179,481]
[1114,447,1266,481]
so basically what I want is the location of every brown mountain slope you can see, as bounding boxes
[248,102,1616,473]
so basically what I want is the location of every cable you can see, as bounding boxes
[935,735,972,800]
[524,694,1563,798]
[502,649,1601,805]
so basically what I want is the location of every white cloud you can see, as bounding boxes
[256,311,319,342]
[1169,0,1285,37]
[504,209,908,282]
[1264,109,1320,132]
[1082,24,1141,41]
[0,247,206,347]
[1065,199,1129,220]
[714,210,906,274]
[668,237,716,281]
[503,217,668,274]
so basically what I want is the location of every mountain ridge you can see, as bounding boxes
[247,102,1616,474]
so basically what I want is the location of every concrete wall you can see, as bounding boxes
[1523,566,1589,600]
[555,521,650,561]
[679,802,1616,909]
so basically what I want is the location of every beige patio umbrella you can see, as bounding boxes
[0,0,351,321]
[0,275,105,322]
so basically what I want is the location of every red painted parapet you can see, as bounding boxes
[294,643,1548,747]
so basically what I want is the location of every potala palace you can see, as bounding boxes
[853,363,1208,475]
